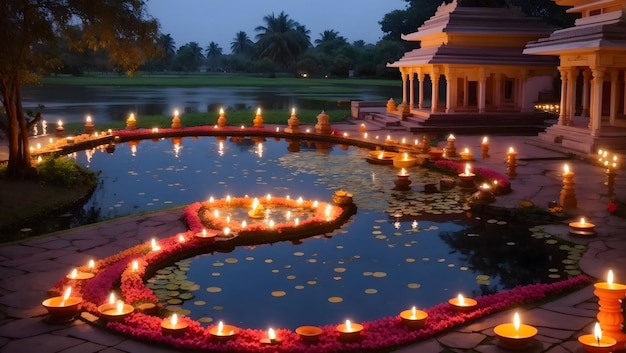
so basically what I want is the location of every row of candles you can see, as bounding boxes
[46,237,626,351]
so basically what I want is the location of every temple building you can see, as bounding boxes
[379,0,557,132]
[524,0,626,153]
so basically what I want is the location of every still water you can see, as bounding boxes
[22,84,399,124]
[68,137,581,328]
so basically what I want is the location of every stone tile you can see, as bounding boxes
[55,321,125,347]
[525,309,594,331]
[536,327,576,340]
[58,342,107,353]
[72,237,112,251]
[2,249,76,267]
[474,340,544,353]
[31,239,75,250]
[7,305,48,319]
[0,289,49,309]
[437,331,487,349]
[53,252,97,267]
[392,339,443,353]
[114,339,181,353]
[0,266,26,280]
[544,344,575,353]
[0,270,64,292]
[0,245,46,260]
[0,333,83,353]
[18,259,72,275]
[0,317,73,338]
[99,348,127,353]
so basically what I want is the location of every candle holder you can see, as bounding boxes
[493,313,538,350]
[392,152,417,168]
[171,110,182,129]
[337,320,363,342]
[315,110,331,135]
[459,148,474,161]
[420,135,431,154]
[284,108,300,133]
[161,314,188,337]
[195,229,217,240]
[84,116,94,135]
[481,137,489,159]
[42,294,82,323]
[458,165,476,189]
[428,148,444,161]
[260,328,282,345]
[448,295,477,312]
[358,123,366,133]
[366,150,396,165]
[559,165,577,209]
[399,307,428,330]
[578,335,617,353]
[393,169,412,191]
[217,108,227,127]
[209,322,239,341]
[55,121,65,137]
[253,108,264,128]
[444,134,457,158]
[97,302,134,322]
[470,183,496,205]
[295,325,323,343]
[506,148,518,178]
[126,114,136,130]
[594,275,626,344]
[66,269,94,281]
[569,217,596,237]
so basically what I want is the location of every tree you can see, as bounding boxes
[205,42,223,71]
[0,0,159,178]
[230,31,254,57]
[174,42,205,71]
[254,11,310,69]
[314,30,346,46]
[158,33,177,68]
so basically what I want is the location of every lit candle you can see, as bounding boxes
[42,286,82,320]
[578,322,617,352]
[260,327,281,344]
[223,227,231,236]
[209,196,215,203]
[161,313,189,336]
[295,218,300,226]
[151,238,161,251]
[399,306,428,329]
[494,312,538,349]
[448,293,477,311]
[88,260,95,272]
[337,319,363,342]
[569,217,596,236]
[131,260,139,272]
[66,266,94,280]
[98,297,134,321]
[241,220,247,228]
[178,234,185,243]
[482,136,488,145]
[209,321,239,340]
[563,164,572,176]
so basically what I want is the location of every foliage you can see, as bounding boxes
[230,31,255,58]
[36,156,96,188]
[254,11,311,70]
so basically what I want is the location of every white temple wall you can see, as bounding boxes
[524,75,554,110]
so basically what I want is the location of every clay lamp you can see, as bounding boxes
[195,228,216,240]
[460,148,473,161]
[209,321,239,341]
[42,287,82,323]
[66,268,94,281]
[337,319,363,342]
[578,323,617,353]
[98,293,134,322]
[448,294,477,312]
[296,325,323,343]
[260,327,281,345]
[399,306,428,330]
[494,312,538,350]
[569,217,596,237]
[161,313,188,337]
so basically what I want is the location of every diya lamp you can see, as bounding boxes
[458,163,476,188]
[359,123,366,133]
[97,293,134,322]
[161,314,188,337]
[253,107,263,128]
[460,147,473,161]
[559,164,577,209]
[84,115,95,135]
[209,321,239,341]
[506,147,517,163]
[195,228,216,240]
[150,238,161,251]
[445,133,457,157]
[594,270,626,344]
[65,136,75,145]
[493,312,538,350]
[42,287,82,322]
[217,108,226,127]
[393,152,417,168]
[579,322,618,353]
[296,325,323,343]
[481,136,489,159]
[285,107,300,133]
[337,319,363,342]
[399,306,428,330]
[126,113,136,130]
[171,110,181,129]
[248,198,265,218]
[569,217,596,237]
[393,168,412,191]
[66,267,94,281]
[260,327,282,345]
[55,120,65,137]
[448,294,477,312]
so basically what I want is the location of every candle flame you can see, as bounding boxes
[252,198,260,210]
[509,147,515,153]
[219,108,224,115]
[268,327,276,340]
[464,163,471,176]
[607,270,614,285]
[58,120,63,127]
[564,164,570,175]
[313,201,319,208]
[217,321,224,334]
[464,148,469,154]
[174,110,179,116]
[266,193,271,201]
[448,134,455,140]
[151,238,160,251]
[364,133,368,139]
[171,313,178,326]
[269,220,275,228]
[86,116,92,123]
[257,107,261,115]
[295,218,299,226]
[513,312,521,331]
[345,320,352,331]
[378,151,384,159]
[202,229,207,237]
[128,113,135,122]
[403,152,408,160]
[457,294,465,305]
[178,234,185,243]
[214,209,219,218]
[109,292,116,304]
[62,287,72,302]
[411,306,417,319]
[482,136,488,144]
[88,260,95,271]
[224,227,230,236]
[116,300,124,314]
[209,196,215,203]
[580,217,586,225]
[594,322,602,342]
[241,220,247,228]
[132,260,139,272]
[400,168,408,176]
[70,268,77,279]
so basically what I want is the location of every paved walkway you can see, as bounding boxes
[1,124,626,353]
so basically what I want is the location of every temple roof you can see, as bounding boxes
[388,1,557,68]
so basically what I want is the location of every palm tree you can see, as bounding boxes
[175,41,204,71]
[254,11,309,69]
[230,31,254,57]
[315,30,344,45]
[157,33,176,69]
[205,41,223,71]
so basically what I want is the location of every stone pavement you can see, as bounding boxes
[1,124,626,353]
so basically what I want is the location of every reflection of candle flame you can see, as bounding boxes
[171,313,178,326]
[268,327,276,340]
[458,294,465,305]
[345,320,352,332]
[594,322,602,345]
[399,168,408,176]
[109,292,116,304]
[513,312,520,331]
[410,306,416,320]
[116,301,124,314]
[241,220,247,228]
[295,218,299,226]
[607,270,614,285]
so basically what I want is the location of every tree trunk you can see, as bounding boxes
[1,75,33,178]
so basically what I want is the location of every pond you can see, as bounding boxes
[21,84,400,124]
[68,137,582,329]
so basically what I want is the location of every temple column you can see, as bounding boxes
[623,70,626,115]
[520,71,528,113]
[567,68,577,124]
[409,71,415,109]
[557,66,569,125]
[582,69,591,117]
[478,68,487,113]
[401,68,408,105]
[417,72,425,109]
[610,70,619,125]
[590,67,605,136]
[445,72,457,113]
[431,67,440,113]
[494,74,502,110]
[463,76,469,108]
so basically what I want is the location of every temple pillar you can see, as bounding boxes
[567,68,577,124]
[463,76,469,108]
[418,72,425,109]
[409,71,415,109]
[401,69,408,105]
[478,68,487,113]
[445,73,457,113]
[610,70,619,125]
[520,71,528,113]
[557,66,569,125]
[591,67,605,136]
[494,74,502,110]
[582,69,591,117]
[431,67,440,113]
[623,70,626,115]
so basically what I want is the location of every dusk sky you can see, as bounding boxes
[147,0,408,53]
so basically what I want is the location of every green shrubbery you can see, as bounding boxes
[36,156,96,187]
